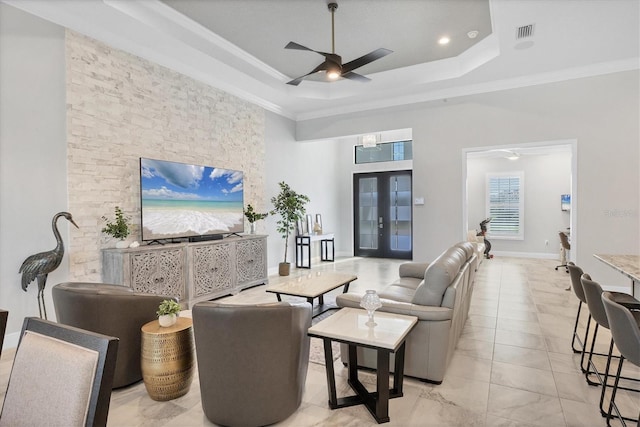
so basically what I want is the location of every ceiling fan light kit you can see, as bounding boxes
[285,2,392,86]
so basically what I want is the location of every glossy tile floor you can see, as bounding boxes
[1,256,639,426]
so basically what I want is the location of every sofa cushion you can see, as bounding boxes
[412,249,465,306]
[389,277,423,291]
[398,262,430,279]
[379,283,417,303]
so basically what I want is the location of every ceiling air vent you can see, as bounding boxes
[516,24,535,39]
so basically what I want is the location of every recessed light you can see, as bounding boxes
[438,36,450,45]
[467,30,479,39]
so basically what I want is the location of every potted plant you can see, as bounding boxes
[156,299,181,327]
[244,204,268,234]
[101,206,131,248]
[270,181,310,276]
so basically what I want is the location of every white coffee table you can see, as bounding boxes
[265,272,357,317]
[307,307,418,424]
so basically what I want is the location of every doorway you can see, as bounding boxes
[463,140,577,260]
[353,170,412,259]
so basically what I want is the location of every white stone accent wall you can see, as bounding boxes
[66,30,266,281]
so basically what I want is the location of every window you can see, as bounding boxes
[486,172,524,240]
[355,141,412,164]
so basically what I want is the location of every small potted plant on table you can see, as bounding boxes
[270,181,310,276]
[157,299,181,327]
[244,204,268,234]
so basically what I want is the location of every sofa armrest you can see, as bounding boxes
[336,293,452,321]
[398,262,430,279]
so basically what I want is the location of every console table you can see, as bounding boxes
[295,233,335,269]
[102,234,268,307]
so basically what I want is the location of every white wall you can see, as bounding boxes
[467,151,571,257]
[296,71,640,286]
[264,111,342,272]
[0,4,67,345]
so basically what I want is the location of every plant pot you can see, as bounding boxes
[158,313,177,327]
[115,240,129,249]
[278,262,291,276]
[250,222,256,234]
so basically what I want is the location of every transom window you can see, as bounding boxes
[355,141,412,164]
[486,172,524,240]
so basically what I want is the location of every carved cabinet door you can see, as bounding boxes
[130,248,186,300]
[192,243,234,298]
[236,238,267,285]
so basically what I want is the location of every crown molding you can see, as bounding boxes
[294,57,640,121]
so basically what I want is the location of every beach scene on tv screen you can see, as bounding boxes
[140,158,244,240]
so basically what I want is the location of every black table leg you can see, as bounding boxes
[392,342,406,396]
[323,338,338,407]
[375,350,391,423]
[318,339,405,424]
[343,281,353,293]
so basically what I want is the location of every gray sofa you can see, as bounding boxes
[336,242,478,384]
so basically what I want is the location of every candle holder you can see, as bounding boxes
[360,290,382,327]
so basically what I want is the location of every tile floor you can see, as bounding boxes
[1,256,639,426]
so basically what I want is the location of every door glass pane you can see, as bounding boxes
[389,175,412,252]
[359,178,378,250]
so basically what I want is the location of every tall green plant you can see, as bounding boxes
[270,182,310,263]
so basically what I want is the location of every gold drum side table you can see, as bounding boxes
[141,317,195,401]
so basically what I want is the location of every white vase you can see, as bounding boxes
[250,222,256,234]
[158,313,177,327]
[115,240,129,249]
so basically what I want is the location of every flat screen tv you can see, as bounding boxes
[140,158,244,241]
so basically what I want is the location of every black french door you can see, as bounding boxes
[353,171,412,259]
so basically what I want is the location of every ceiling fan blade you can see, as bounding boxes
[285,41,315,51]
[341,71,371,83]
[342,48,393,73]
[286,62,329,86]
[285,41,332,57]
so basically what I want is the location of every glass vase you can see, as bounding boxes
[360,290,382,327]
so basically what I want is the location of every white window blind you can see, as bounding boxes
[486,172,524,240]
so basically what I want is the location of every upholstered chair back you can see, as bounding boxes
[192,301,311,427]
[0,317,117,427]
[52,282,175,388]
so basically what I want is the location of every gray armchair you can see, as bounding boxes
[192,301,311,427]
[52,282,176,388]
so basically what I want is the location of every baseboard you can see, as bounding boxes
[491,251,560,260]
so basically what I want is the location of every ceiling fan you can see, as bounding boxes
[285,2,392,86]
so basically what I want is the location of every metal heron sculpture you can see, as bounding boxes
[19,211,78,319]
